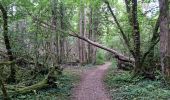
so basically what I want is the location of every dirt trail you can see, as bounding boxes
[72,62,111,100]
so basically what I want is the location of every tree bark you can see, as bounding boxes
[51,0,62,64]
[60,2,66,63]
[78,4,87,64]
[159,0,170,81]
[88,7,93,63]
[124,0,141,73]
[131,0,141,74]
[87,6,99,64]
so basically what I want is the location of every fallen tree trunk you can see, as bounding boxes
[28,13,134,63]
[0,61,59,94]
[15,66,58,94]
[15,79,48,94]
[69,33,134,63]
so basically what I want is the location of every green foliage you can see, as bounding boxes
[95,50,105,65]
[0,0,163,99]
[104,67,170,100]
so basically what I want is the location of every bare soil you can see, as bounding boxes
[71,62,111,100]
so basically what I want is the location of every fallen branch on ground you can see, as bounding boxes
[15,66,59,94]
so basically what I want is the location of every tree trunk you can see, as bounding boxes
[0,3,16,83]
[51,0,61,64]
[131,0,141,74]
[60,2,66,64]
[123,0,141,74]
[159,0,170,81]
[88,7,93,63]
[78,4,87,64]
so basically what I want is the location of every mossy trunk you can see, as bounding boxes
[15,66,58,94]
[16,79,48,94]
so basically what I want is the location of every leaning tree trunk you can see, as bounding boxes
[105,1,135,58]
[159,0,170,82]
[29,12,135,63]
[0,3,16,83]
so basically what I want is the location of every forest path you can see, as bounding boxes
[71,62,111,100]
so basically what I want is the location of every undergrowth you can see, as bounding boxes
[104,61,170,100]
[0,69,80,100]
[96,51,105,65]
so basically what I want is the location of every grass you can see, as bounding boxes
[0,68,81,100]
[104,62,170,100]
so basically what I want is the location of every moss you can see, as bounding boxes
[0,61,14,66]
[16,79,48,94]
[0,68,81,100]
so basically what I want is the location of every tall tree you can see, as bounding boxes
[78,4,87,64]
[51,0,61,64]
[87,6,99,64]
[59,2,66,63]
[105,0,160,77]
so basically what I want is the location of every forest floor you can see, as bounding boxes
[2,67,82,100]
[104,61,170,100]
[71,62,111,100]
